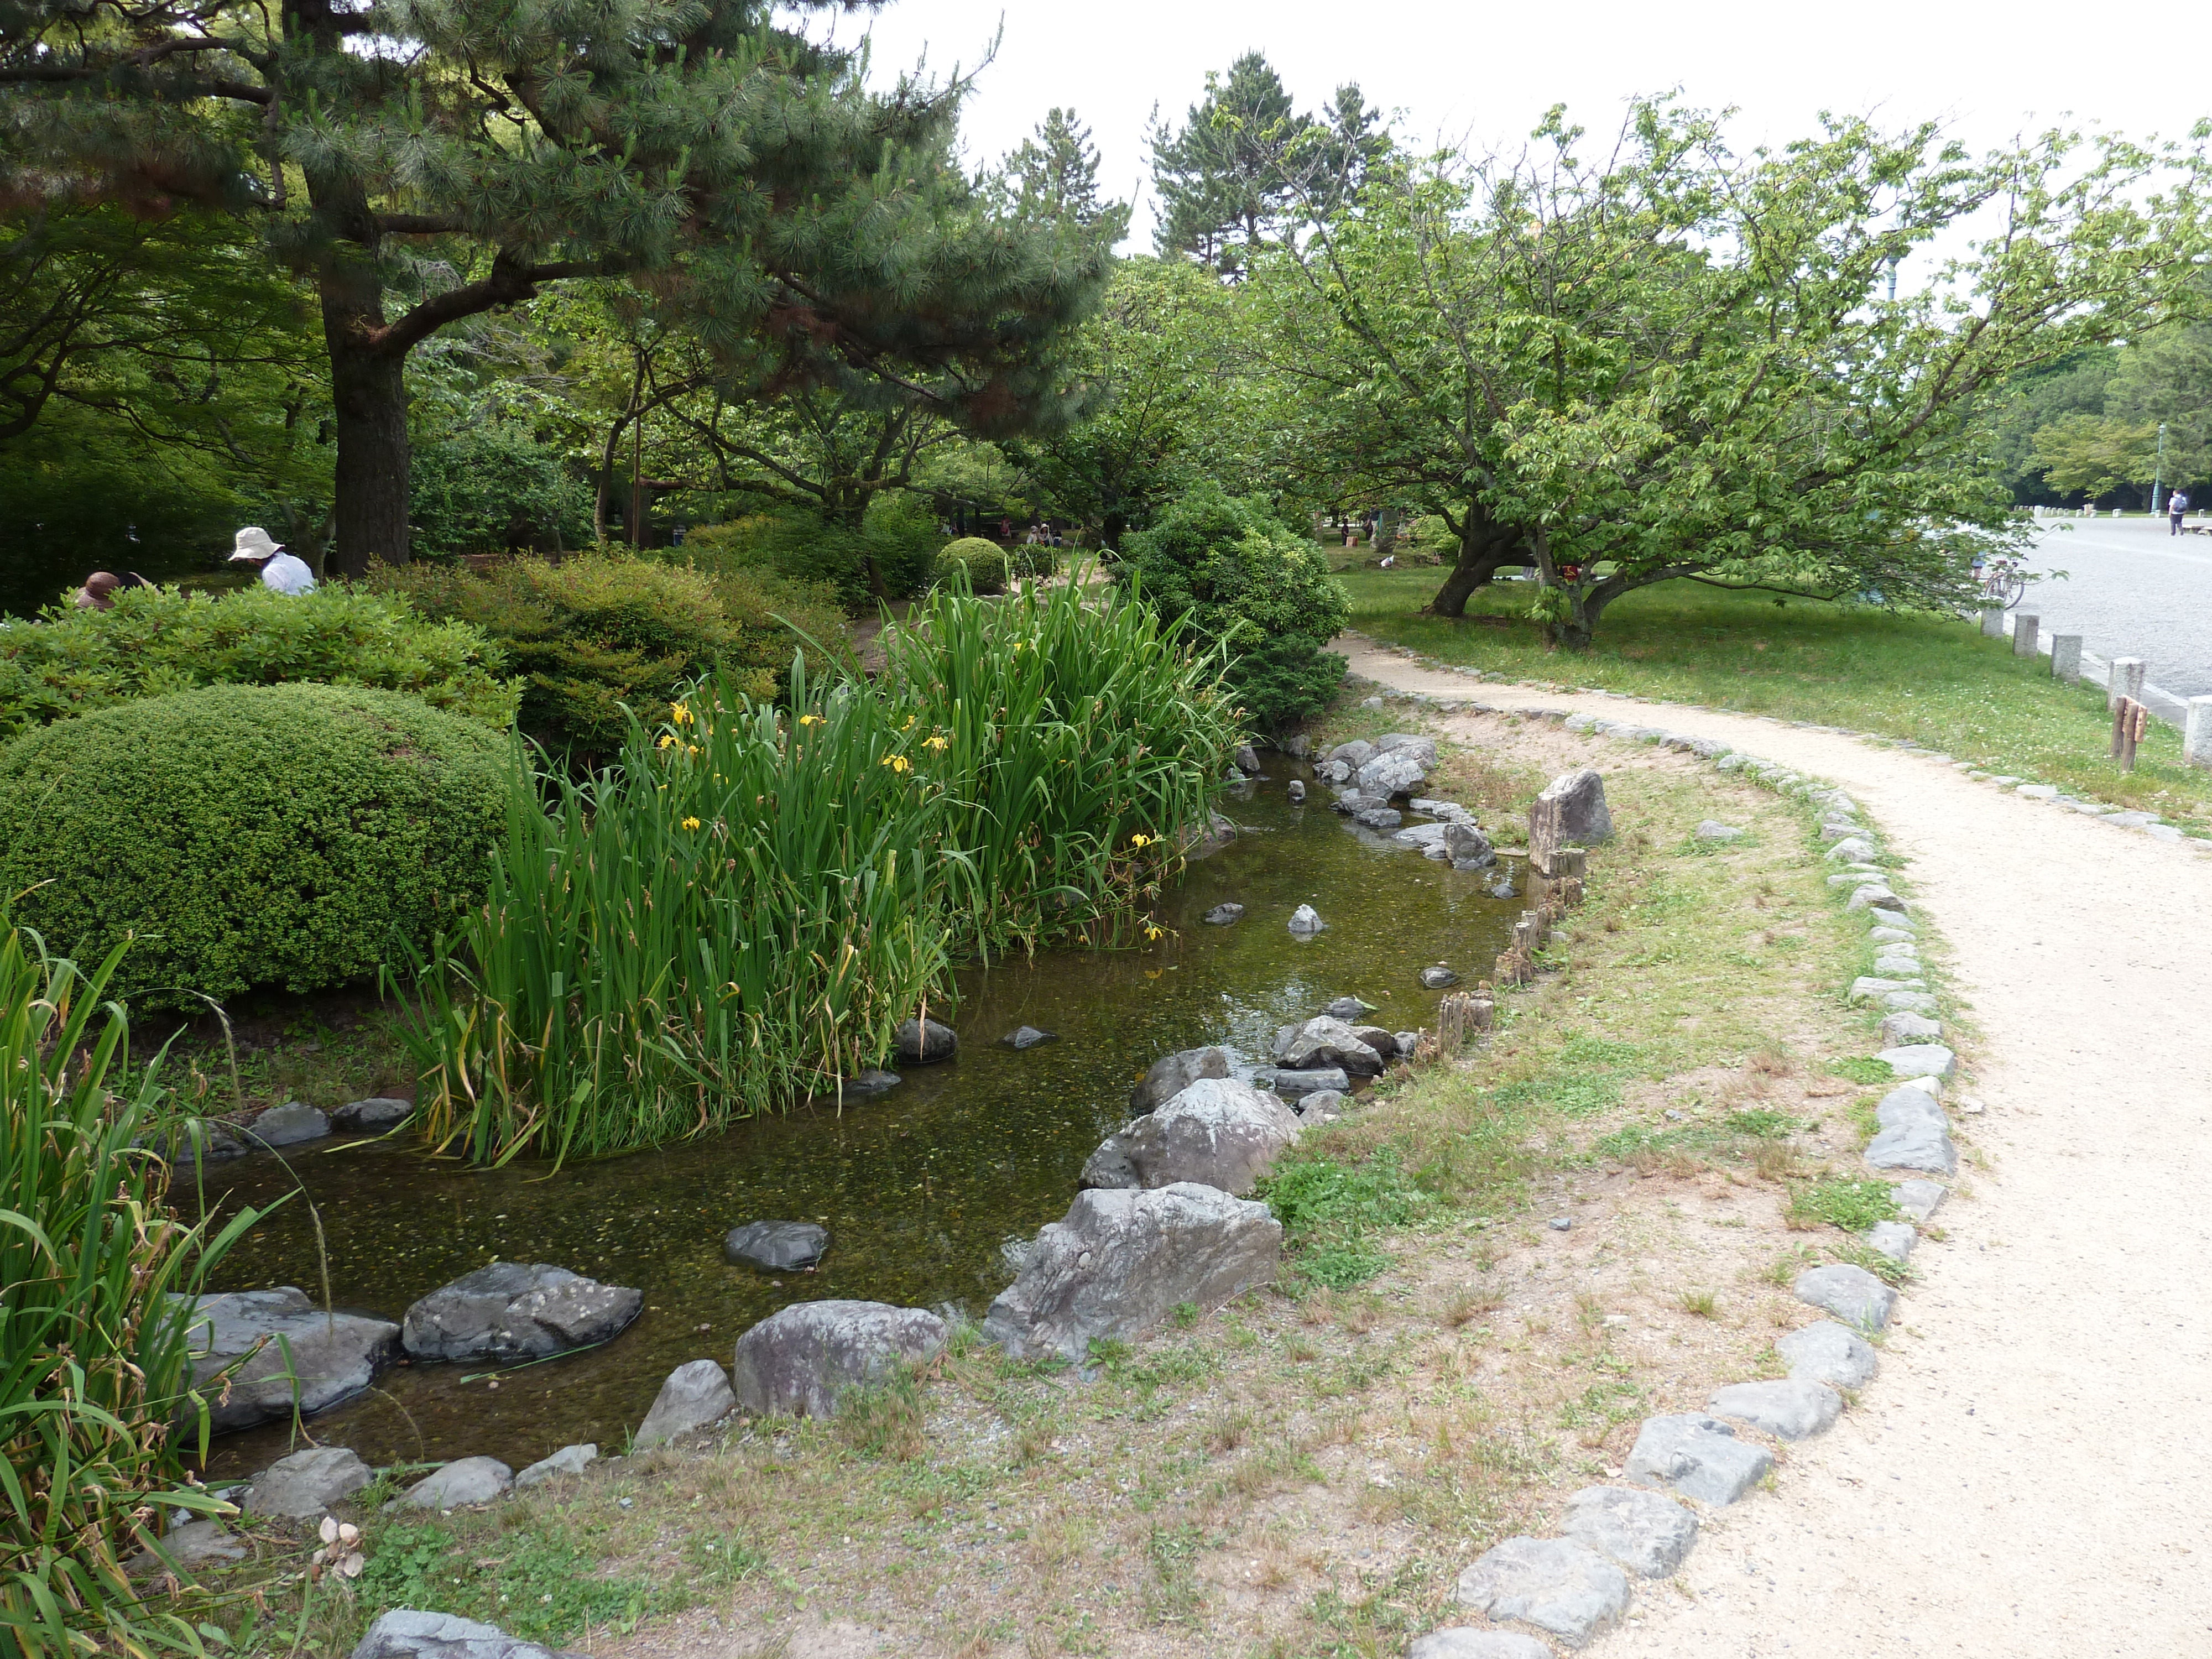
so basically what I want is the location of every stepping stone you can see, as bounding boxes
[332,1097,412,1131]
[1883,990,1938,1014]
[1891,1179,1948,1223]
[1560,1485,1698,1576]
[1865,1085,1957,1175]
[1624,1413,1772,1506]
[248,1102,328,1147]
[1776,1321,1877,1389]
[1877,1044,1956,1082]
[896,1018,956,1064]
[1708,1378,1843,1440]
[1881,1011,1942,1046]
[1871,954,1922,979]
[1451,1536,1629,1648]
[1794,1264,1896,1332]
[1408,1631,1554,1659]
[1864,1220,1917,1262]
[1420,965,1460,989]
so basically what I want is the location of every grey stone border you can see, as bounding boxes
[1345,640,1977,1655]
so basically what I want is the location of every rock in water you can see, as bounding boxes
[1353,806,1404,830]
[1287,904,1325,936]
[1528,768,1614,868]
[181,1287,399,1430]
[1451,1536,1629,1648]
[634,1359,736,1447]
[402,1264,643,1363]
[1233,743,1260,774]
[248,1101,329,1146]
[1322,995,1376,1020]
[1420,964,1459,989]
[999,1025,1057,1050]
[1350,1025,1398,1058]
[1129,1045,1230,1114]
[982,1184,1281,1362]
[723,1221,830,1271]
[730,1301,948,1420]
[1201,903,1245,926]
[513,1444,598,1489]
[839,1069,902,1097]
[1267,1066,1350,1099]
[243,1446,373,1519]
[351,1610,580,1659]
[403,1457,513,1509]
[1281,1015,1385,1075]
[1285,779,1306,804]
[1443,821,1495,868]
[895,1017,956,1064]
[331,1097,413,1131]
[1078,1078,1302,1196]
[1559,1485,1698,1577]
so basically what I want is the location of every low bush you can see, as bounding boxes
[0,930,262,1656]
[410,426,594,559]
[935,536,1011,594]
[0,684,510,1006]
[408,578,1239,1164]
[0,582,517,741]
[1119,485,1349,737]
[682,495,940,603]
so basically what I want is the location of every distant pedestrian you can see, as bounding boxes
[2170,489,2190,535]
[228,526,315,594]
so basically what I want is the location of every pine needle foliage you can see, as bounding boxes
[405,576,1238,1164]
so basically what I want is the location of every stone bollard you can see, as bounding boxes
[2187,696,2212,771]
[1979,605,2005,638]
[2012,614,2038,658]
[2108,656,2146,713]
[2049,634,2083,682]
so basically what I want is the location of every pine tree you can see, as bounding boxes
[0,0,1107,575]
[1003,108,1130,244]
[1148,51,1309,273]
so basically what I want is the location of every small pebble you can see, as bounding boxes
[1548,1217,1573,1231]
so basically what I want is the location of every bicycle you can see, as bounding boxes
[1978,555,2029,609]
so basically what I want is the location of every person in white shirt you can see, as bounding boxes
[228,526,316,594]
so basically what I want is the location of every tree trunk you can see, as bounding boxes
[1103,508,1128,549]
[1426,502,1524,617]
[322,299,410,579]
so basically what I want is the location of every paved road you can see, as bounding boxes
[2022,517,2212,698]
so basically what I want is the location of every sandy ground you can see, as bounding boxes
[1335,634,2212,1657]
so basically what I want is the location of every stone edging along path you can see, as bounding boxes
[1342,649,1965,1657]
[1337,630,2212,1658]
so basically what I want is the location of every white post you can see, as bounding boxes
[2109,656,2146,712]
[2012,614,2039,658]
[2186,696,2212,770]
[1980,605,2005,638]
[2049,635,2083,682]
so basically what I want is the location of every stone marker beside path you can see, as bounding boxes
[2013,614,2038,657]
[2051,634,2083,682]
[2109,656,2146,713]
[2188,696,2212,770]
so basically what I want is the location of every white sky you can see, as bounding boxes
[841,0,2210,257]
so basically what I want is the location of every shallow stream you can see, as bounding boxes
[192,763,1520,1478]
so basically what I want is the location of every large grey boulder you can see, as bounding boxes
[351,1610,579,1659]
[1777,1321,1877,1389]
[401,1264,642,1363]
[1371,732,1440,765]
[1079,1078,1301,1196]
[1794,1264,1896,1332]
[1864,1087,1957,1176]
[249,1102,330,1147]
[1129,1045,1230,1114]
[1624,1413,1772,1506]
[1282,1015,1385,1076]
[1287,904,1326,936]
[1406,1632,1553,1659]
[1444,821,1496,868]
[1560,1485,1698,1577]
[634,1359,736,1447]
[1451,1536,1629,1649]
[982,1184,1280,1362]
[1350,1025,1399,1058]
[332,1097,413,1132]
[731,1301,947,1420]
[895,1017,956,1064]
[1709,1378,1843,1440]
[1529,768,1613,851]
[243,1446,373,1519]
[1328,739,1376,769]
[1356,750,1430,800]
[181,1287,400,1430]
[723,1221,828,1271]
[404,1457,513,1510]
[513,1444,597,1489]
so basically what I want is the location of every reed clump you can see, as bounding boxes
[0,930,261,1659]
[407,577,1239,1165]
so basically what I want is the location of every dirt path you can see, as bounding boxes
[1336,635,2212,1658]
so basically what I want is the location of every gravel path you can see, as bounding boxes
[1337,635,2212,1658]
[2024,518,2212,699]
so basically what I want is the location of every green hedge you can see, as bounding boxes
[0,684,510,1006]
[0,583,517,742]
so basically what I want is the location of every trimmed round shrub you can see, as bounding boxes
[0,684,511,1006]
[935,536,1011,595]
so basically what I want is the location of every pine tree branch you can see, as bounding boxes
[367,255,609,357]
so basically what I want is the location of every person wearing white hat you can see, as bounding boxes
[229,526,316,595]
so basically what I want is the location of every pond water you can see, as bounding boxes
[191,762,1521,1478]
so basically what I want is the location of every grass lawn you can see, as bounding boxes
[1335,564,2212,832]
